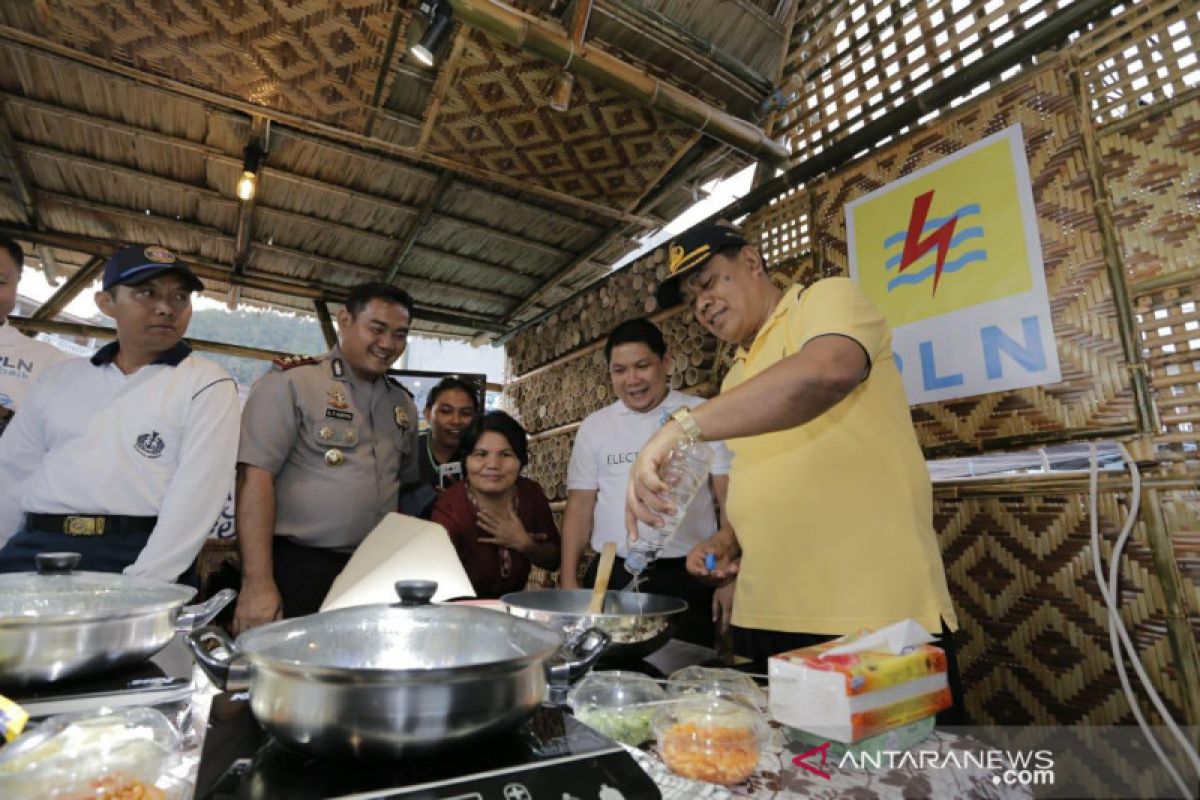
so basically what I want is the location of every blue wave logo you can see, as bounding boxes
[883,203,987,292]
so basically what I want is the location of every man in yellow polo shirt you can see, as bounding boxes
[626,222,961,717]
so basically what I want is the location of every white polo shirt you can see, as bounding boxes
[0,341,241,581]
[566,389,732,559]
[0,322,70,412]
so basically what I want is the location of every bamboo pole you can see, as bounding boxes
[29,255,104,321]
[10,316,292,362]
[314,299,338,350]
[1071,63,1158,436]
[0,223,509,333]
[1138,487,1200,735]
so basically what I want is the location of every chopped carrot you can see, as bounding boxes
[659,722,759,785]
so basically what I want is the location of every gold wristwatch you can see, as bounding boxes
[669,406,703,440]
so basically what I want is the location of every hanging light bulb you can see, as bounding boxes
[236,170,257,201]
[237,143,264,202]
[549,72,574,112]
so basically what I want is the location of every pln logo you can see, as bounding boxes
[848,132,1035,329]
[845,124,1061,403]
[885,191,985,297]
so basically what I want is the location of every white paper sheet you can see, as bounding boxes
[320,513,476,610]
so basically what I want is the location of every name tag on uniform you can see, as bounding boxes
[325,409,354,421]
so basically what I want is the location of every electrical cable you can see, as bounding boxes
[1088,443,1200,798]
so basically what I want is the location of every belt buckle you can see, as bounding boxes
[64,516,104,536]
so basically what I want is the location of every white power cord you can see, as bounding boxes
[1089,443,1200,798]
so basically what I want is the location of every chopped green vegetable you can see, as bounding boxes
[575,705,656,745]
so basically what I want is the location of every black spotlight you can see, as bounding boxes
[411,0,452,68]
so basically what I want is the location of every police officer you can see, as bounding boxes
[233,282,420,630]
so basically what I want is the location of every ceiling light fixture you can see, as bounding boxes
[237,143,265,202]
[411,0,453,68]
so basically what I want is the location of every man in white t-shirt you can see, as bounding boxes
[560,318,732,646]
[0,237,69,434]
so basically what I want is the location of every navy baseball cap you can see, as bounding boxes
[656,222,748,308]
[102,244,204,293]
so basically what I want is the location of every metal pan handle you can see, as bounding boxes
[186,625,251,692]
[545,627,611,706]
[176,588,237,631]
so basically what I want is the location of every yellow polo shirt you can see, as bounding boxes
[723,278,958,635]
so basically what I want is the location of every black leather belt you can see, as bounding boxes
[26,514,158,537]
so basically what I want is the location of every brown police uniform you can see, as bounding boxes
[238,346,419,616]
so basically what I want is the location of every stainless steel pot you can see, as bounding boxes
[187,580,610,759]
[0,552,235,687]
[501,589,687,662]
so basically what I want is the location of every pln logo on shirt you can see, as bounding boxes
[847,130,1034,329]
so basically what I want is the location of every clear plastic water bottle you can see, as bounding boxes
[625,435,715,576]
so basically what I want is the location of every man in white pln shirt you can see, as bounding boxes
[0,244,240,582]
[559,318,733,646]
[0,236,69,435]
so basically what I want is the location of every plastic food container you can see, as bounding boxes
[568,670,668,746]
[652,697,767,786]
[0,707,184,800]
[666,666,767,711]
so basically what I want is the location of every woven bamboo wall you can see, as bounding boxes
[935,482,1198,730]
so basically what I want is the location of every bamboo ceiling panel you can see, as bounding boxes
[424,29,700,211]
[0,0,406,130]
[810,68,1136,455]
[1076,0,1200,128]
[935,491,1192,740]
[1135,278,1200,471]
[772,0,1099,166]
[1100,97,1200,289]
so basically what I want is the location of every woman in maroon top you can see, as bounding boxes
[431,411,560,598]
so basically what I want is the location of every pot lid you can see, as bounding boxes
[237,581,564,674]
[0,553,195,623]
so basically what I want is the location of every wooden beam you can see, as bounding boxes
[501,223,633,322]
[36,190,522,309]
[11,316,290,362]
[30,255,104,320]
[1,93,580,260]
[385,170,453,283]
[314,298,338,349]
[0,223,510,333]
[0,27,658,228]
[21,140,542,291]
[0,101,37,223]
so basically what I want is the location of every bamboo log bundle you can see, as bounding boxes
[507,249,672,375]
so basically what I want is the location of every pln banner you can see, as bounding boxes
[846,124,1061,405]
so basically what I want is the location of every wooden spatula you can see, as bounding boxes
[588,542,618,614]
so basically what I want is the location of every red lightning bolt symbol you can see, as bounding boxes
[898,190,958,295]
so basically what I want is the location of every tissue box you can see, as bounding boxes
[783,716,936,760]
[768,638,950,743]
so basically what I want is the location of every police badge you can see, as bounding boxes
[394,406,409,430]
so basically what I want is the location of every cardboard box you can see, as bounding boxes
[769,634,950,743]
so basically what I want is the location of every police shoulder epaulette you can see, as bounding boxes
[272,354,319,371]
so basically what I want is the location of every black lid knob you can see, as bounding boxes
[394,580,438,607]
[36,552,81,575]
